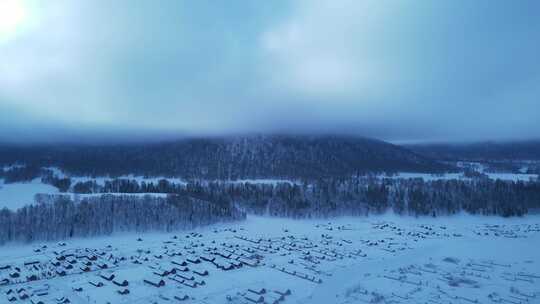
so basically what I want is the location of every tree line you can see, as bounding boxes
[49,177,540,218]
[200,178,538,218]
[2,175,539,244]
[0,194,245,244]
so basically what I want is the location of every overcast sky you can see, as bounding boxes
[0,0,539,144]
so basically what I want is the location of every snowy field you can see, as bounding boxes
[0,176,296,210]
[1,215,539,304]
[378,172,538,182]
[0,179,59,210]
[483,172,538,182]
[1,171,538,210]
[44,167,295,187]
[0,164,537,211]
[378,172,466,181]
[0,179,168,211]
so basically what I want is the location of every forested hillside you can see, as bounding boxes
[0,135,452,179]
[409,140,540,161]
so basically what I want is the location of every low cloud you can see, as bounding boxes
[0,0,539,143]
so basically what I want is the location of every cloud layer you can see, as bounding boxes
[1,0,539,143]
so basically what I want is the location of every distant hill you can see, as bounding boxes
[0,135,451,179]
[407,140,540,161]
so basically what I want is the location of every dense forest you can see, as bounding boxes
[2,136,539,244]
[31,176,540,217]
[0,194,244,244]
[113,178,538,218]
[0,135,452,179]
[409,140,540,162]
[1,174,539,243]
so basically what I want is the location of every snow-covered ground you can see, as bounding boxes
[1,174,538,211]
[0,178,170,210]
[484,172,538,182]
[379,171,538,182]
[45,167,298,186]
[69,193,169,200]
[0,173,296,210]
[0,164,537,210]
[0,178,59,210]
[1,215,539,303]
[378,172,467,181]
[225,179,297,185]
[1,164,25,172]
[68,175,188,187]
[69,176,296,187]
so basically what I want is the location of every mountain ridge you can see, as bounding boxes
[407,140,540,161]
[0,135,453,179]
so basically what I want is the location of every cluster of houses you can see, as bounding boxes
[0,245,121,303]
[81,272,131,296]
[0,228,364,303]
[229,287,292,304]
[473,223,540,238]
[3,284,53,303]
[0,222,395,304]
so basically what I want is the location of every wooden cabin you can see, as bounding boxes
[144,278,165,288]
